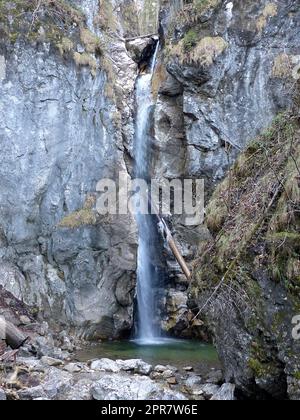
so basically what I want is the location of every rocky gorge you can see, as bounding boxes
[0,0,299,400]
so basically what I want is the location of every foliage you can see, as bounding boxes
[183,29,199,52]
[193,108,300,297]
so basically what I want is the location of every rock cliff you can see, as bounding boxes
[0,0,299,400]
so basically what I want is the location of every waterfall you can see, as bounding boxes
[134,42,161,345]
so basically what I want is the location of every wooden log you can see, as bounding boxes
[125,33,158,42]
[167,236,192,280]
[152,200,191,280]
[160,219,192,280]
[1,320,29,350]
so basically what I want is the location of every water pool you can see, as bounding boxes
[75,339,220,374]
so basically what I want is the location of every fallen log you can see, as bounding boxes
[149,195,191,280]
[125,33,158,42]
[0,318,29,350]
[159,219,192,280]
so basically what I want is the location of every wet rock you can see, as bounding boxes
[210,383,236,401]
[126,37,156,64]
[92,374,185,400]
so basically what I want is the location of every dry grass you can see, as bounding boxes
[57,37,73,56]
[80,28,103,55]
[191,36,227,66]
[272,53,294,79]
[59,195,97,229]
[256,2,278,32]
[73,52,98,77]
[94,0,117,32]
[175,0,220,28]
[193,110,300,294]
[168,36,227,66]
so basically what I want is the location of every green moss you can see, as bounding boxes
[293,372,300,380]
[248,358,277,378]
[183,29,199,52]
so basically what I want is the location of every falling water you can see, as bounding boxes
[134,42,161,345]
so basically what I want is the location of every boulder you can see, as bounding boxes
[41,356,64,367]
[117,359,153,375]
[90,358,120,373]
[92,374,185,400]
[210,383,236,401]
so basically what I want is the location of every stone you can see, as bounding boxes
[183,366,194,372]
[92,374,185,401]
[166,377,178,385]
[18,386,47,401]
[41,368,73,399]
[41,356,64,367]
[185,375,202,389]
[90,358,120,373]
[19,315,31,325]
[154,365,168,373]
[117,359,153,375]
[162,370,174,379]
[126,38,155,64]
[206,369,223,385]
[63,379,93,401]
[63,363,82,373]
[150,371,162,380]
[200,384,220,399]
[210,383,236,401]
[0,388,6,401]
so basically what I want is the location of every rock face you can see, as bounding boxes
[0,0,299,401]
[190,111,300,400]
[158,0,298,190]
[151,0,300,338]
[0,0,143,340]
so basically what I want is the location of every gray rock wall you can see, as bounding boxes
[0,1,139,340]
